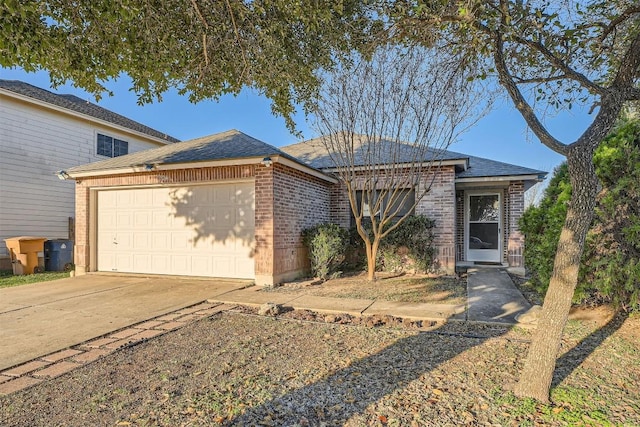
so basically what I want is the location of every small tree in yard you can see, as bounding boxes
[311,45,487,281]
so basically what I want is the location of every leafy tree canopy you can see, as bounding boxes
[388,0,640,153]
[1,0,379,130]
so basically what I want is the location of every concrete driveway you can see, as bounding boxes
[0,274,250,370]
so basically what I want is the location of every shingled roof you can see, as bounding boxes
[281,135,546,180]
[0,79,179,143]
[281,134,467,169]
[457,155,545,179]
[67,129,304,174]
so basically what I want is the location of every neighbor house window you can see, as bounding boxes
[351,189,415,226]
[97,133,129,157]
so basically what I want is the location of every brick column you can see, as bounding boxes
[507,181,525,267]
[254,165,275,286]
[74,183,90,275]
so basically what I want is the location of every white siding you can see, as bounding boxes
[0,96,167,257]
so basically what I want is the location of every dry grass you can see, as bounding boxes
[1,311,638,426]
[267,272,467,305]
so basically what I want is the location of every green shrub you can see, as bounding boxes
[343,215,436,274]
[520,119,640,311]
[302,223,349,280]
[380,215,436,273]
[519,163,571,295]
[582,119,640,311]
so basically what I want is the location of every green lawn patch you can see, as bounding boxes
[0,270,69,288]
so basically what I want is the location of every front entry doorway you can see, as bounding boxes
[466,192,502,263]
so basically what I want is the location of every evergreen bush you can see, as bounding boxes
[302,223,349,280]
[520,119,640,311]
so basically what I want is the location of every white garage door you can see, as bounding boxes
[97,182,255,278]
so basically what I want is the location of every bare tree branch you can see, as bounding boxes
[493,30,569,155]
[311,44,489,280]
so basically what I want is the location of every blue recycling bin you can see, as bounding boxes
[44,239,74,272]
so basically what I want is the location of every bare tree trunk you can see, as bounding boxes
[514,145,599,403]
[364,238,380,281]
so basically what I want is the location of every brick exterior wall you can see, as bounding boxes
[415,166,456,273]
[330,182,352,228]
[327,166,457,274]
[254,165,274,284]
[270,164,331,285]
[507,181,525,267]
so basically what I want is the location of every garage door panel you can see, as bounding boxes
[132,253,151,271]
[116,212,133,228]
[98,183,255,278]
[212,257,235,276]
[100,191,118,207]
[133,233,150,250]
[171,255,190,275]
[115,253,134,271]
[116,190,133,206]
[171,232,193,250]
[213,186,234,205]
[190,186,213,205]
[191,256,212,276]
[235,257,254,274]
[234,185,253,204]
[115,233,133,251]
[98,211,117,228]
[153,188,171,208]
[151,232,170,249]
[151,254,170,273]
[134,211,152,227]
[97,252,116,272]
[152,211,171,227]
[237,207,254,227]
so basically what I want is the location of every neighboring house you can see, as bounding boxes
[0,80,179,268]
[65,129,545,286]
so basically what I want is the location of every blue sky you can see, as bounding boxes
[2,67,596,178]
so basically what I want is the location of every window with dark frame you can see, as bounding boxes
[97,133,129,157]
[350,188,415,226]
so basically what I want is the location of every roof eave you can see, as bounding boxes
[65,155,338,184]
[0,87,175,145]
[455,173,546,184]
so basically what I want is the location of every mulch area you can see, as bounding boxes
[265,272,467,305]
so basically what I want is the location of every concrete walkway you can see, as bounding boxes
[465,268,532,324]
[209,267,531,325]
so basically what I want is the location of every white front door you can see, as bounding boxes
[466,192,502,263]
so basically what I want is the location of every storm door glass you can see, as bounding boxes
[467,194,501,262]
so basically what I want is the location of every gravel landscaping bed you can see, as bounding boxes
[1,309,638,426]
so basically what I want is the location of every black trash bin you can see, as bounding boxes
[44,239,74,272]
